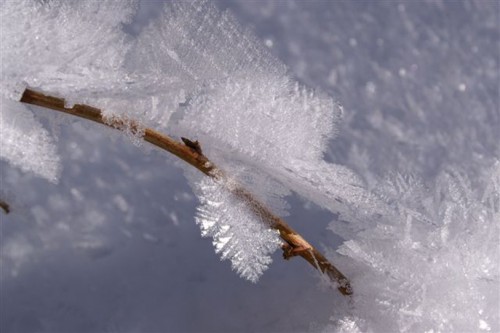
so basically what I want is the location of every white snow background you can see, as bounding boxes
[1,1,499,332]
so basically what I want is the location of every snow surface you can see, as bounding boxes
[1,0,499,332]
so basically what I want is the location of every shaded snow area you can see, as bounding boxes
[1,1,499,332]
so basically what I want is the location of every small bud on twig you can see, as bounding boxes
[181,137,203,155]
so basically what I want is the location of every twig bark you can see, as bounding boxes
[19,88,352,296]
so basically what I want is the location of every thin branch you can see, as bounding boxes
[0,199,10,214]
[20,88,352,296]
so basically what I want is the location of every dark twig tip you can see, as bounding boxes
[0,200,10,214]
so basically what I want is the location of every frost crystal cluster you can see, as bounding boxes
[332,165,499,332]
[0,99,60,182]
[192,176,281,282]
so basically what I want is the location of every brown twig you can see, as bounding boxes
[0,199,10,214]
[19,88,352,295]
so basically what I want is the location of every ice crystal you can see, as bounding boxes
[0,98,60,182]
[192,176,281,283]
[334,163,500,332]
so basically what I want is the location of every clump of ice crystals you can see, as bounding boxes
[193,176,281,283]
[0,98,60,182]
[332,164,500,332]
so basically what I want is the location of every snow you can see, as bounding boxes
[1,0,499,332]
